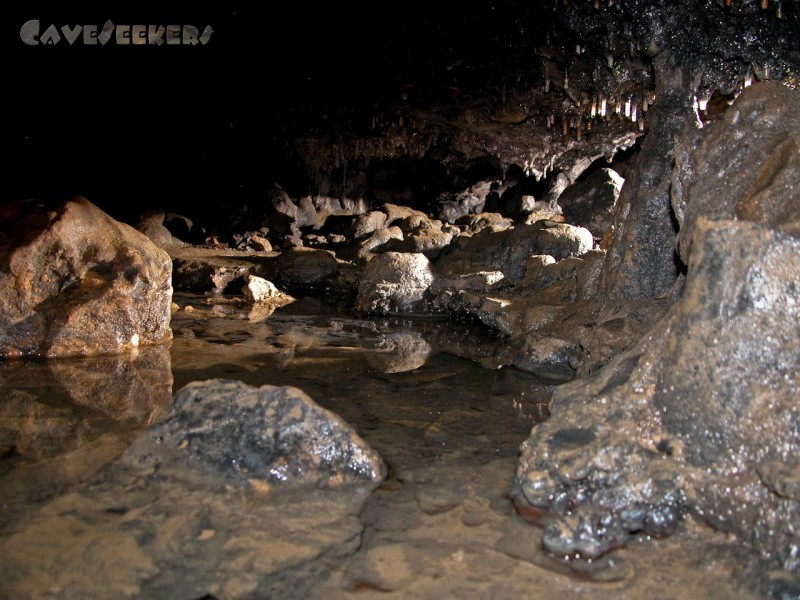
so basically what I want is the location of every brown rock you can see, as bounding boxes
[0,197,173,357]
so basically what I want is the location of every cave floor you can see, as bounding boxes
[0,294,759,599]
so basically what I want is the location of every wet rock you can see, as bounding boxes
[384,227,454,260]
[535,222,593,260]
[599,56,689,301]
[351,210,388,239]
[455,212,514,235]
[0,462,372,599]
[267,247,341,293]
[521,198,564,225]
[170,248,272,294]
[673,81,800,264]
[346,543,417,592]
[437,222,591,285]
[513,218,800,570]
[48,346,174,426]
[658,221,800,559]
[428,271,506,315]
[477,297,520,336]
[241,275,294,305]
[436,180,493,224]
[0,197,173,358]
[233,231,273,252]
[348,226,405,262]
[558,168,623,240]
[122,379,386,488]
[512,336,580,382]
[0,345,173,528]
[355,252,434,315]
[436,228,525,283]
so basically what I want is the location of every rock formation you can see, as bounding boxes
[0,197,173,358]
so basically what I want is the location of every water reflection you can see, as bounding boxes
[0,343,173,532]
[364,331,431,373]
[0,344,173,458]
[0,295,758,598]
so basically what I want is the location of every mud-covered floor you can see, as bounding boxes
[0,294,764,599]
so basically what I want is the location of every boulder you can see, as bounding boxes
[0,197,173,357]
[355,252,434,315]
[558,168,623,239]
[242,275,294,305]
[122,379,387,488]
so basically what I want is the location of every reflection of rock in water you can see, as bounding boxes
[0,344,173,460]
[366,331,431,373]
[48,344,174,425]
[0,344,173,532]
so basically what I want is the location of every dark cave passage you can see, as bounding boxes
[1,2,799,598]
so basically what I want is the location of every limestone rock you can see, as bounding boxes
[436,180,493,224]
[351,210,389,239]
[535,222,594,259]
[136,209,187,250]
[437,222,592,285]
[512,219,800,569]
[0,197,173,357]
[268,247,341,292]
[673,81,800,264]
[122,379,387,488]
[241,275,293,305]
[558,168,623,239]
[512,335,581,382]
[385,228,455,260]
[355,252,434,315]
[455,212,515,235]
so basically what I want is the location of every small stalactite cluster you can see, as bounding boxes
[289,0,798,198]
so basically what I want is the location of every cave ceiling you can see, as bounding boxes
[5,1,799,211]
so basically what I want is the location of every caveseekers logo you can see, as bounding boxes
[20,19,214,46]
